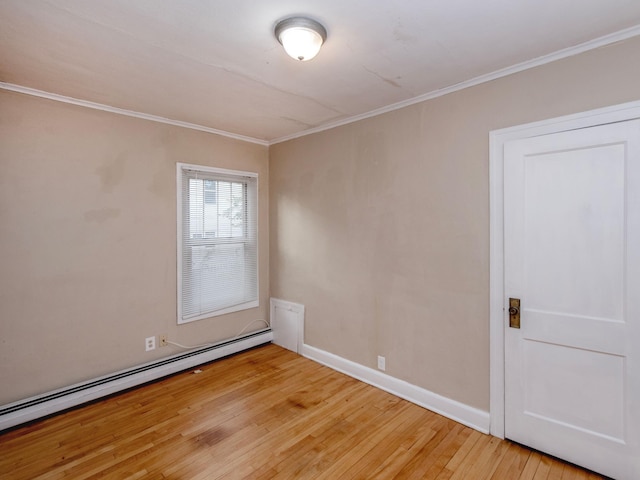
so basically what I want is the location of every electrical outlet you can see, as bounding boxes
[145,336,156,351]
[377,355,386,371]
[159,334,168,347]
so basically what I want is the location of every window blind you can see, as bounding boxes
[177,164,258,323]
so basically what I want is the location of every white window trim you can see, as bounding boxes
[176,162,259,324]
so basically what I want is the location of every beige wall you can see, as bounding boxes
[3,35,640,412]
[269,36,640,410]
[0,91,269,405]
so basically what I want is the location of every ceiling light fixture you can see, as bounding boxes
[275,17,327,62]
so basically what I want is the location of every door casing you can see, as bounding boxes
[489,99,640,438]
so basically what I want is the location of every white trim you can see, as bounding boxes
[270,25,640,145]
[0,331,273,432]
[177,162,258,179]
[489,131,506,439]
[176,163,185,323]
[0,82,269,146]
[489,100,640,439]
[301,344,490,434]
[180,300,260,324]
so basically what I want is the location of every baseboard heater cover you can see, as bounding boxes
[0,329,273,432]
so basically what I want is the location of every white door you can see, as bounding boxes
[504,120,640,479]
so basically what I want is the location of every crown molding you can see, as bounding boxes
[3,23,640,147]
[0,82,269,147]
[269,24,640,145]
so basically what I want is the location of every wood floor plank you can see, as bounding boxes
[278,394,409,479]
[520,451,544,480]
[199,376,373,478]
[435,428,484,478]
[493,443,533,480]
[334,402,433,478]
[397,421,470,480]
[548,461,567,480]
[0,344,606,480]
[561,465,580,480]
[363,413,443,479]
[450,435,507,480]
[532,454,553,480]
[239,386,385,478]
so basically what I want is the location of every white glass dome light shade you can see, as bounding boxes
[275,17,327,62]
[279,27,323,61]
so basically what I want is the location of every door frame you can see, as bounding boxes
[489,99,640,438]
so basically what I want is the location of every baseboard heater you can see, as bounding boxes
[0,329,273,432]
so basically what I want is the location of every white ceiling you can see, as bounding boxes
[2,0,640,143]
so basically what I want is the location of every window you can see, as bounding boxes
[177,163,258,323]
[204,180,217,204]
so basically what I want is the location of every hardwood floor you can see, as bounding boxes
[0,344,604,479]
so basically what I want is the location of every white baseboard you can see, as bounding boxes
[0,330,273,432]
[301,344,490,434]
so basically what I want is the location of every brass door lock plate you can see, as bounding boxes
[509,298,520,329]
